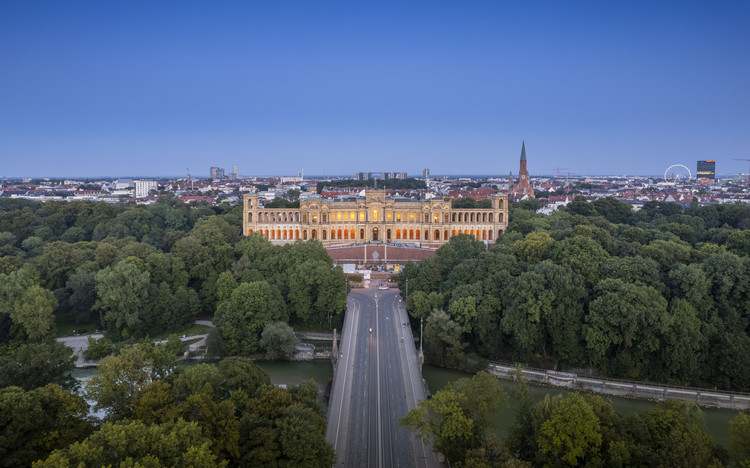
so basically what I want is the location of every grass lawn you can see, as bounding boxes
[54,316,210,339]
[149,323,211,339]
[54,316,97,337]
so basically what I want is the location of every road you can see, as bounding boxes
[326,284,442,467]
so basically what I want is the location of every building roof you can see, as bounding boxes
[521,141,526,161]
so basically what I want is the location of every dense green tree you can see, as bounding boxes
[584,279,668,377]
[551,235,609,286]
[94,260,153,339]
[85,346,154,419]
[172,363,224,402]
[592,197,633,224]
[538,393,602,467]
[729,412,750,468]
[0,341,77,390]
[0,384,92,468]
[423,309,466,367]
[35,418,225,467]
[83,336,112,360]
[511,231,555,263]
[214,281,287,354]
[400,372,506,464]
[622,400,722,467]
[259,322,298,360]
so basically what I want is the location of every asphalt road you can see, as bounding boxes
[326,284,442,467]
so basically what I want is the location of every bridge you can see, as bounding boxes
[326,283,442,467]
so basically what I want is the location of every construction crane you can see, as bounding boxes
[734,159,750,185]
[553,167,568,178]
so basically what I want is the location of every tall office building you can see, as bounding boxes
[697,160,716,181]
[135,180,158,198]
[423,168,430,179]
[232,166,238,179]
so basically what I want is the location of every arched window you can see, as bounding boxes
[434,230,440,240]
[248,213,253,222]
[409,229,414,239]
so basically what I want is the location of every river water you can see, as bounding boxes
[73,360,738,447]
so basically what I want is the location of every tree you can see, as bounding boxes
[0,341,77,390]
[448,296,478,333]
[537,393,602,467]
[172,363,224,402]
[512,231,555,263]
[219,357,271,396]
[551,235,609,286]
[423,309,466,367]
[274,404,335,466]
[214,281,287,354]
[259,322,298,360]
[0,269,56,341]
[83,336,112,360]
[9,285,56,340]
[592,197,633,224]
[35,419,225,467]
[0,384,91,468]
[94,260,152,339]
[85,346,153,419]
[400,372,506,464]
[584,279,668,378]
[729,412,750,468]
[622,400,722,468]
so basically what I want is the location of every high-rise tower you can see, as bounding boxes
[512,141,534,198]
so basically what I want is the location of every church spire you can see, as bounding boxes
[520,141,526,161]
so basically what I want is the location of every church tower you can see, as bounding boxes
[512,141,534,198]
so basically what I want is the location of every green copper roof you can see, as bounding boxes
[520,141,526,161]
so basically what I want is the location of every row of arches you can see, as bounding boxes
[452,212,502,223]
[247,227,505,242]
[247,212,301,223]
[247,210,504,225]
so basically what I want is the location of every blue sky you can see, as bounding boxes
[1,1,749,178]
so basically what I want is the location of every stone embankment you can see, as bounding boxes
[488,361,750,410]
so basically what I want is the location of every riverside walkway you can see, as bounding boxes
[488,361,750,410]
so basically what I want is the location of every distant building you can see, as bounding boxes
[243,189,508,245]
[511,141,534,198]
[210,166,225,180]
[232,165,238,179]
[423,168,430,179]
[135,180,157,198]
[113,179,134,190]
[697,160,716,181]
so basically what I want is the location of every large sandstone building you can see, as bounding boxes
[243,189,509,246]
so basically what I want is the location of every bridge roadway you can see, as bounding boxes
[326,283,442,467]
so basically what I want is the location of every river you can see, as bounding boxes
[73,360,738,447]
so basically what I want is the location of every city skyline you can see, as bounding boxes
[2,1,749,178]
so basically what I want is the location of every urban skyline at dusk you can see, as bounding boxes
[2,1,749,178]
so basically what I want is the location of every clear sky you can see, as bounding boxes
[1,1,749,178]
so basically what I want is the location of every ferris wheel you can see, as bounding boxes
[664,164,692,183]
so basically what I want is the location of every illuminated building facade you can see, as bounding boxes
[243,189,509,245]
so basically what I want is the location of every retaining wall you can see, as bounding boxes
[488,362,750,410]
